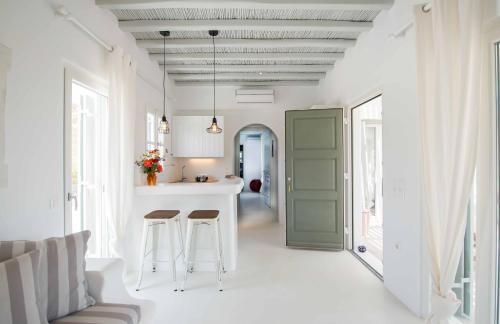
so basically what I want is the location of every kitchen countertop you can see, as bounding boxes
[135,177,244,196]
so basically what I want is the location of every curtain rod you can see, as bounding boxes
[54,5,171,98]
[55,6,113,52]
[388,2,432,39]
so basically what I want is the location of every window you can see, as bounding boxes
[145,110,165,157]
[453,183,477,321]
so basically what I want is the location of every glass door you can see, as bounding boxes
[351,95,384,275]
[64,68,108,257]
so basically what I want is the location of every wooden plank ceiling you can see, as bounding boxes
[96,0,393,86]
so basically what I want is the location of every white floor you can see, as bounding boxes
[129,193,423,324]
[238,191,277,228]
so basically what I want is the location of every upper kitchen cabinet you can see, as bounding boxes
[172,116,224,158]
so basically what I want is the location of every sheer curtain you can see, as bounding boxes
[105,47,137,258]
[414,1,485,323]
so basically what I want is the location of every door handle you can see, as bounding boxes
[67,192,78,210]
[287,177,293,192]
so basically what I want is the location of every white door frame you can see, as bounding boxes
[347,94,383,262]
[63,65,108,235]
[479,18,500,324]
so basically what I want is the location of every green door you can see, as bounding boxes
[286,109,344,249]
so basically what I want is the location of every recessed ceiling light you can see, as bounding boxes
[258,72,263,76]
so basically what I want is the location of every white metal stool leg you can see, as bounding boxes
[151,222,160,272]
[175,217,186,265]
[165,219,178,291]
[189,223,200,273]
[136,220,150,291]
[181,219,195,291]
[213,218,223,291]
[216,218,226,273]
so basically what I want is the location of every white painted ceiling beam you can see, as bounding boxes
[169,72,325,81]
[163,64,334,73]
[121,19,372,33]
[97,0,394,11]
[175,80,320,86]
[151,52,343,62]
[139,38,355,49]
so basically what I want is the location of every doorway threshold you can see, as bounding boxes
[349,250,383,281]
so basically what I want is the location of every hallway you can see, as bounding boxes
[238,192,277,228]
[131,222,424,324]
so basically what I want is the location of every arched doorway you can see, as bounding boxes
[234,124,279,227]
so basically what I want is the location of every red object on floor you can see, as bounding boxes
[249,179,262,192]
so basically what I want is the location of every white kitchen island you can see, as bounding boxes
[134,177,244,272]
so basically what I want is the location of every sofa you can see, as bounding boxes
[85,258,155,324]
[0,231,154,324]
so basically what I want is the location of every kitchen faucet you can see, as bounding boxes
[181,165,187,182]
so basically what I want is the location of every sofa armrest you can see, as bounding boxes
[86,258,130,303]
[86,258,155,324]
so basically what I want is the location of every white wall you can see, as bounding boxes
[242,135,262,192]
[172,84,320,224]
[0,44,10,188]
[317,0,427,317]
[0,0,169,240]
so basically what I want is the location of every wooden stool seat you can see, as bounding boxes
[145,210,180,219]
[188,210,219,219]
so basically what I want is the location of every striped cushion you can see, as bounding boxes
[50,303,141,324]
[0,240,41,263]
[0,231,96,321]
[0,250,46,324]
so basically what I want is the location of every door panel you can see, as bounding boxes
[293,159,337,191]
[64,68,108,257]
[286,109,344,249]
[293,117,337,149]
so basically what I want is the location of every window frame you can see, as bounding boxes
[477,21,500,324]
[144,107,166,158]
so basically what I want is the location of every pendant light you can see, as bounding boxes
[206,30,222,134]
[158,30,170,134]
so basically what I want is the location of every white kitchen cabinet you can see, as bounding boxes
[172,116,224,157]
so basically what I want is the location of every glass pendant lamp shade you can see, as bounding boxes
[207,117,222,134]
[159,115,170,134]
[206,30,222,134]
[158,30,170,134]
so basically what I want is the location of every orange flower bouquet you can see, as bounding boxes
[136,149,165,186]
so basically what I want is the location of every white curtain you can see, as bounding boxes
[105,47,137,258]
[414,1,484,323]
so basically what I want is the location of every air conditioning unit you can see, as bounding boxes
[235,89,274,103]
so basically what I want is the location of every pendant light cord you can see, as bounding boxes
[163,33,166,117]
[212,35,216,118]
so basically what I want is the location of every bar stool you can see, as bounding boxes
[136,210,185,291]
[181,210,224,292]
